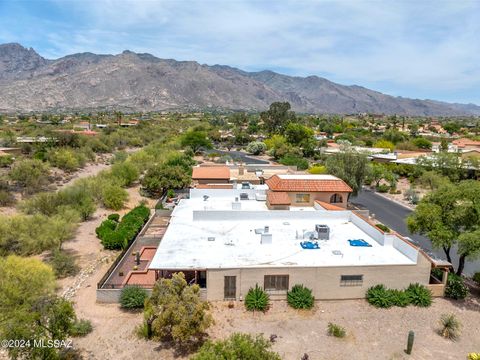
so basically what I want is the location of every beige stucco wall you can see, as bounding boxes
[285,191,349,208]
[205,252,431,301]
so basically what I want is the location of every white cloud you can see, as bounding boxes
[2,0,480,103]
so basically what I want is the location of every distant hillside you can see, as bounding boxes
[1,43,479,115]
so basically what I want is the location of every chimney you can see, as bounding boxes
[239,165,244,175]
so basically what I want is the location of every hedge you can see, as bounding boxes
[95,205,150,250]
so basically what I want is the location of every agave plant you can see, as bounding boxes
[287,284,315,309]
[245,284,270,312]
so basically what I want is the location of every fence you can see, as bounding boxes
[97,209,159,289]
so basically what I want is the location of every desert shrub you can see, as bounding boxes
[110,161,139,187]
[279,153,309,170]
[287,284,314,309]
[96,205,150,249]
[9,158,50,193]
[107,213,120,222]
[472,272,480,286]
[48,250,79,278]
[308,165,327,174]
[70,319,93,337]
[245,284,270,312]
[405,283,432,307]
[376,184,390,193]
[376,224,390,233]
[439,313,461,340]
[143,272,213,345]
[101,184,128,210]
[0,213,78,256]
[0,190,15,206]
[366,285,394,308]
[391,289,410,307]
[21,184,96,221]
[246,141,267,155]
[191,333,281,360]
[445,273,469,300]
[327,322,346,338]
[47,148,87,172]
[0,155,14,167]
[120,286,148,309]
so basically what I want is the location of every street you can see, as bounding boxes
[351,189,478,275]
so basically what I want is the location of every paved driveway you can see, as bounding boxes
[206,149,270,164]
[351,188,478,275]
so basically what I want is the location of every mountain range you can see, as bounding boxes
[1,42,479,116]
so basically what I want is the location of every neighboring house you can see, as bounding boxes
[147,185,449,301]
[265,174,352,209]
[452,138,480,151]
[192,166,231,185]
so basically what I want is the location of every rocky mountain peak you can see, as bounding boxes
[0,42,48,80]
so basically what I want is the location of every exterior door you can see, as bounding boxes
[224,276,236,299]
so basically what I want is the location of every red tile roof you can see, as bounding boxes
[266,175,352,193]
[192,166,230,180]
[314,200,344,211]
[196,183,234,189]
[267,191,291,205]
[452,138,480,148]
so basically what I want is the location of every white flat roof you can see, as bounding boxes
[149,194,418,270]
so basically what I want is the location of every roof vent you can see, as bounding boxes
[203,195,209,201]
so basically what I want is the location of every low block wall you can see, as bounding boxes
[96,288,153,303]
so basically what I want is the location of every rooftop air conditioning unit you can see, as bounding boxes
[261,233,272,244]
[241,182,250,189]
[239,193,249,200]
[315,224,330,240]
[232,200,241,210]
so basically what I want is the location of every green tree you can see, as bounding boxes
[260,102,295,134]
[143,272,213,345]
[101,184,128,210]
[192,333,281,360]
[417,152,465,182]
[412,137,432,150]
[374,139,395,151]
[246,141,267,155]
[142,164,191,197]
[0,256,77,360]
[325,149,370,196]
[9,158,50,193]
[408,180,480,275]
[417,171,450,191]
[264,135,290,160]
[443,122,461,135]
[111,161,140,187]
[180,130,213,153]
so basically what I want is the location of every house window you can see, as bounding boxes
[224,276,236,299]
[264,275,289,291]
[340,275,363,286]
[330,193,343,204]
[295,194,310,203]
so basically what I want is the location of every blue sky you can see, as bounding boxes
[1,0,479,104]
